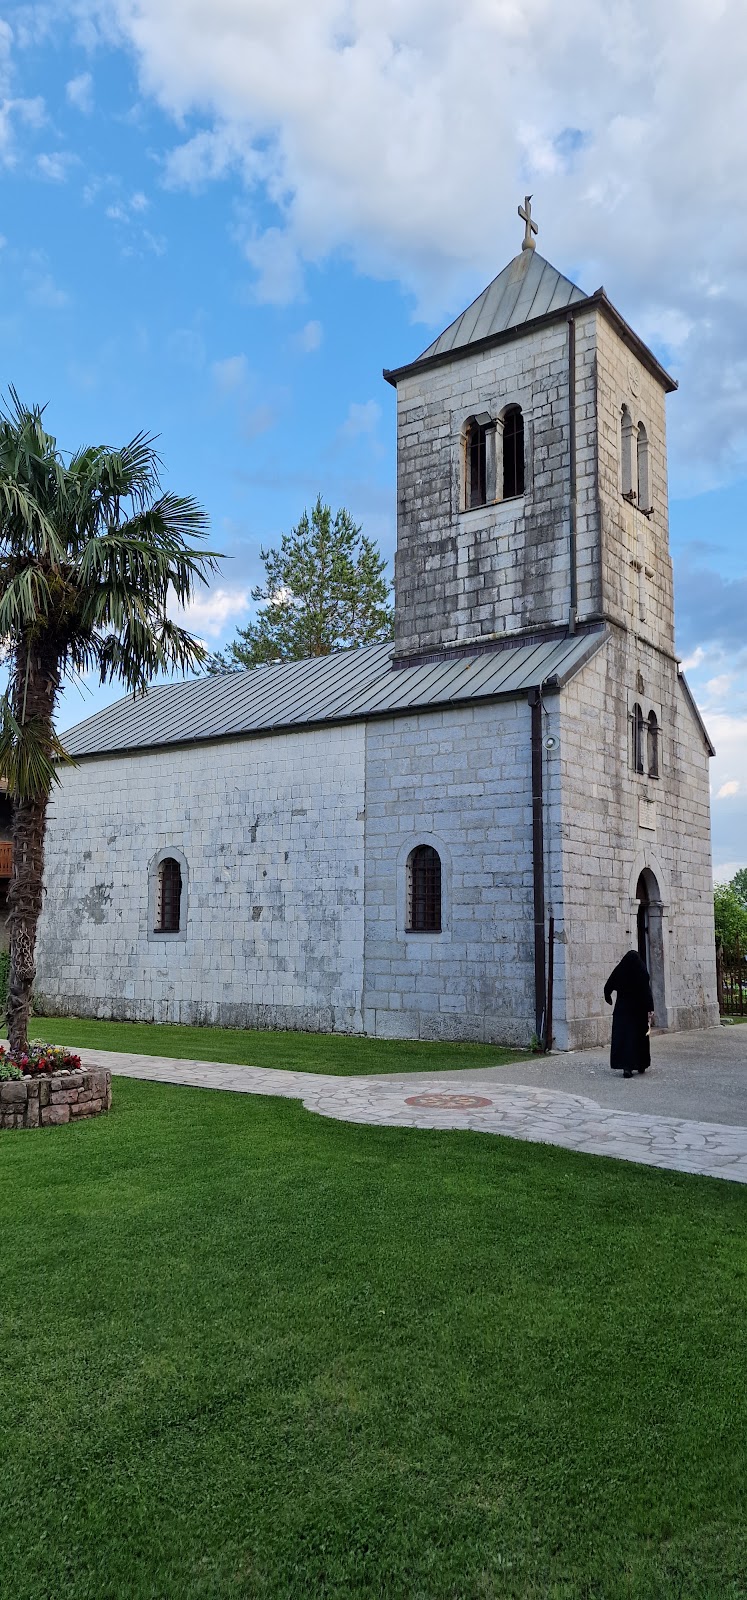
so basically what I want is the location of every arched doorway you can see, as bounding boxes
[636,869,666,1026]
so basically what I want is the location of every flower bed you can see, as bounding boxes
[0,1041,111,1129]
[0,1040,82,1079]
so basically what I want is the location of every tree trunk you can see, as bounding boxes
[7,790,51,1054]
[6,644,60,1057]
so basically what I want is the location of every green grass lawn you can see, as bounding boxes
[2,1081,747,1599]
[31,1015,526,1075]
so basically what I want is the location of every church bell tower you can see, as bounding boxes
[384,200,677,668]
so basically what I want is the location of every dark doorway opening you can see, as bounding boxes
[636,868,666,1026]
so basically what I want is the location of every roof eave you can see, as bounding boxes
[384,290,677,394]
[677,668,715,756]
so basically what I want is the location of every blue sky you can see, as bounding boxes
[1,0,746,877]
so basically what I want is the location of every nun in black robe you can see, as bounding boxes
[604,951,655,1077]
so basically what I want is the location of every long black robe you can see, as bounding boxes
[604,951,654,1073]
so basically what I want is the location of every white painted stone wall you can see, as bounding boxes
[36,724,367,1031]
[363,701,536,1044]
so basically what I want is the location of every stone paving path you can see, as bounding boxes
[74,1041,747,1186]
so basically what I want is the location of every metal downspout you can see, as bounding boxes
[568,313,578,634]
[530,688,546,1041]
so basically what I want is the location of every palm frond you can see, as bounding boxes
[0,566,53,633]
[0,694,75,800]
[97,617,207,692]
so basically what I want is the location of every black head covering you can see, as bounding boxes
[604,950,653,1007]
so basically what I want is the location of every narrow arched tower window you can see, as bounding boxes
[502,406,524,499]
[621,405,635,499]
[406,845,442,932]
[465,417,488,508]
[637,422,650,511]
[647,710,659,778]
[631,703,645,774]
[156,857,182,932]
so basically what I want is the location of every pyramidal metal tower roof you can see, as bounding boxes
[417,249,586,363]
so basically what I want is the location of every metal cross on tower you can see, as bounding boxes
[519,195,538,251]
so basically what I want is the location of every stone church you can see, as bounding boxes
[36,208,719,1048]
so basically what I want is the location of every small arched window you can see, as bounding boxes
[621,405,635,499]
[631,703,645,775]
[637,422,650,511]
[406,845,442,933]
[647,710,659,779]
[465,417,488,509]
[156,857,182,932]
[502,406,524,499]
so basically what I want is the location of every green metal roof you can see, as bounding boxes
[62,627,608,758]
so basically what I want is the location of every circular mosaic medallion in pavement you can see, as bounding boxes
[405,1092,493,1109]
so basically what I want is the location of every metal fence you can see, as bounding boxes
[717,944,747,1017]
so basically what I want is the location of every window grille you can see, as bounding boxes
[156,857,182,932]
[647,711,659,778]
[406,845,442,933]
[631,704,645,774]
[466,418,487,508]
[502,406,524,499]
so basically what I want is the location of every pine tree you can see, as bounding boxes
[207,496,393,672]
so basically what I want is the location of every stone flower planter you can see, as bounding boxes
[0,1068,112,1130]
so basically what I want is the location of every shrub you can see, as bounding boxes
[0,1056,22,1081]
[714,882,747,961]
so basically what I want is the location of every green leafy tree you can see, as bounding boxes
[207,496,393,672]
[713,882,747,960]
[0,391,219,1055]
[729,866,747,910]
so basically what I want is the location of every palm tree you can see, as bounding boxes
[0,391,219,1055]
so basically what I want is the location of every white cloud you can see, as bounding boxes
[241,403,276,439]
[211,354,249,394]
[81,0,747,485]
[36,150,78,181]
[704,674,735,704]
[680,646,705,672]
[0,95,45,165]
[66,71,93,113]
[171,585,251,640]
[717,780,740,799]
[341,399,381,438]
[296,318,323,353]
[22,252,69,308]
[242,226,304,305]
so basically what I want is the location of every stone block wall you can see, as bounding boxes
[392,309,602,660]
[363,700,536,1043]
[594,313,675,656]
[553,632,718,1048]
[0,1069,112,1129]
[36,723,367,1032]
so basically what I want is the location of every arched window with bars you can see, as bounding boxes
[647,710,659,779]
[464,416,488,509]
[502,405,524,499]
[156,856,182,933]
[631,703,645,774]
[406,844,442,933]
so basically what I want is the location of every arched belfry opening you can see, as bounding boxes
[636,868,666,1026]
